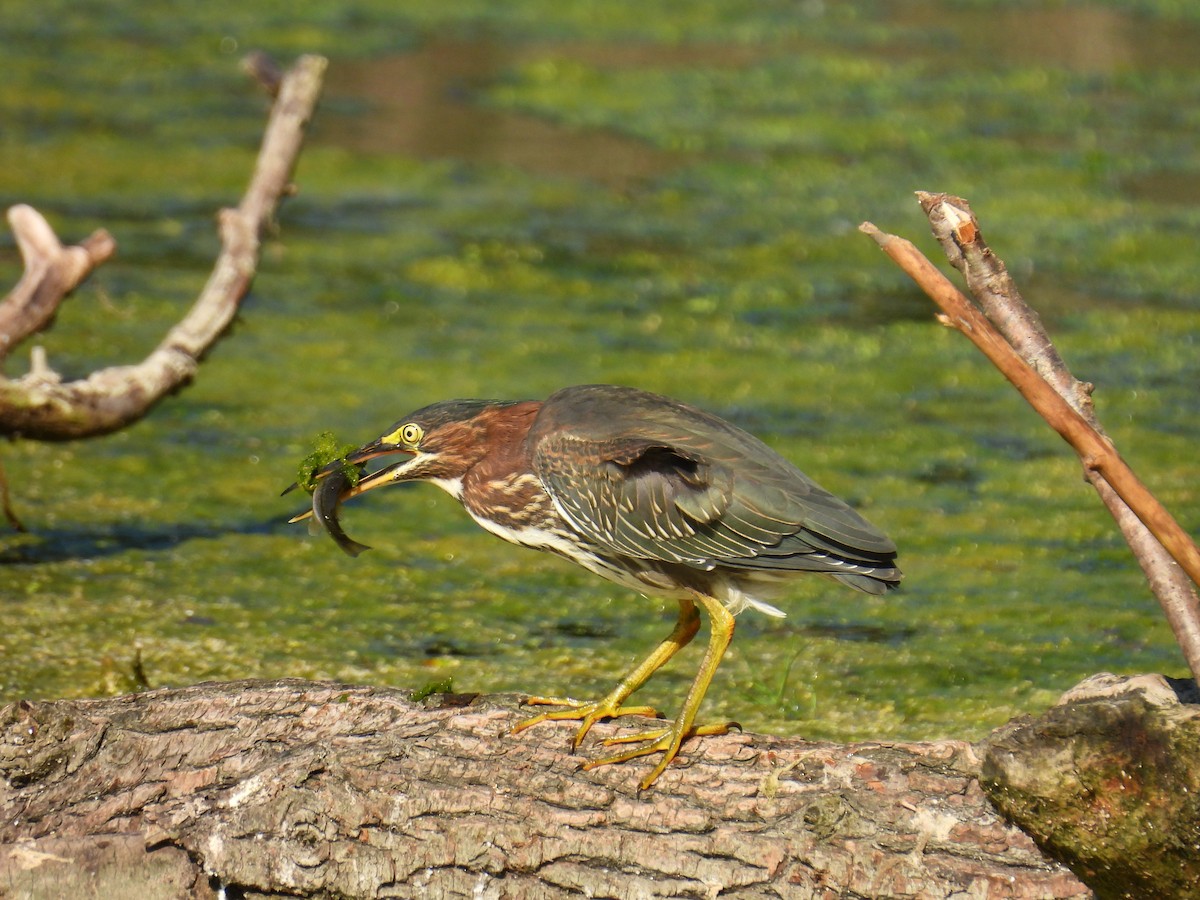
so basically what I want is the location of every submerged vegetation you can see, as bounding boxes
[0,0,1196,742]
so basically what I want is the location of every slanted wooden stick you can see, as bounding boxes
[862,202,1200,681]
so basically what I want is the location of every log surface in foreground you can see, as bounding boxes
[0,680,1087,899]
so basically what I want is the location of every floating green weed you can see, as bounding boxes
[295,431,360,493]
[0,0,1195,744]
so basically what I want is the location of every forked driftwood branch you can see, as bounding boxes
[0,206,116,364]
[0,53,327,442]
[861,194,1200,681]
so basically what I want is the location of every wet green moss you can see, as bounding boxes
[294,431,360,493]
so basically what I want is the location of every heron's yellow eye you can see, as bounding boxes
[382,422,424,447]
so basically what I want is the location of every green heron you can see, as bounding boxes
[293,384,900,789]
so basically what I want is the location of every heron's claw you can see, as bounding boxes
[599,719,737,747]
[582,719,737,790]
[514,695,661,749]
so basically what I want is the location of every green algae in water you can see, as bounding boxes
[0,0,1196,747]
[412,676,455,702]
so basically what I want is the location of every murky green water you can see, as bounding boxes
[0,0,1197,743]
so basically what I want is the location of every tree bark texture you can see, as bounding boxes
[0,681,1089,899]
[980,673,1200,900]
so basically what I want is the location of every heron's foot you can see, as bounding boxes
[514,695,661,749]
[584,719,740,790]
[600,719,738,746]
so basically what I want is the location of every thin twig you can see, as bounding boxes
[913,192,1200,682]
[0,458,25,531]
[916,193,1094,413]
[861,218,1200,680]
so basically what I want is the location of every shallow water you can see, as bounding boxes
[0,0,1197,745]
[318,40,696,189]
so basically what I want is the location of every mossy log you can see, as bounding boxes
[0,680,1087,899]
[980,673,1200,900]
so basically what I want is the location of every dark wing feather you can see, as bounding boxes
[529,385,900,590]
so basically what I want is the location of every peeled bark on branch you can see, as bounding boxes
[0,681,1088,899]
[0,53,326,441]
[860,202,1200,682]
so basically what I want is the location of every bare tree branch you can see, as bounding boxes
[0,53,327,441]
[916,193,1094,413]
[861,205,1200,681]
[914,191,1200,686]
[0,206,115,364]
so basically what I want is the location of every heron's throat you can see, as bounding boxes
[429,475,465,500]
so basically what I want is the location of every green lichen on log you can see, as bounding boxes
[979,674,1200,900]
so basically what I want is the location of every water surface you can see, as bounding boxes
[0,0,1196,745]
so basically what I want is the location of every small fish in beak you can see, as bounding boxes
[287,436,418,557]
[311,466,372,557]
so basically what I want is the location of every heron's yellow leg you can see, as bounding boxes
[582,591,735,791]
[514,596,701,749]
